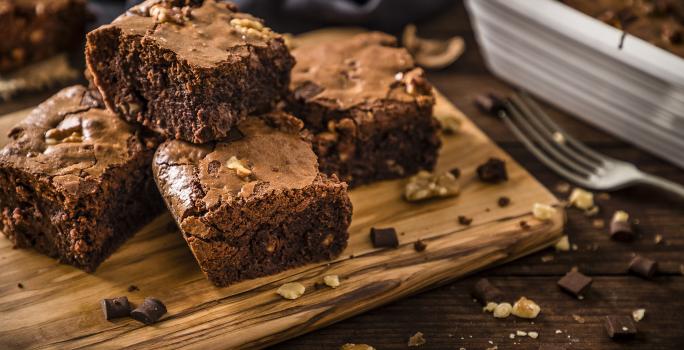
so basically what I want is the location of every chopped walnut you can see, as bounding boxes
[493,302,512,318]
[612,210,629,223]
[569,188,594,210]
[407,332,426,347]
[340,344,375,350]
[555,235,570,252]
[483,302,498,312]
[276,282,305,300]
[45,123,83,145]
[226,156,252,179]
[148,4,189,24]
[632,308,645,322]
[532,203,556,221]
[404,170,460,202]
[323,275,340,288]
[527,331,539,339]
[511,297,541,319]
[230,17,274,39]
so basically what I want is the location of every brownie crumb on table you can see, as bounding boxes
[413,239,427,252]
[86,0,294,143]
[0,85,164,272]
[287,32,441,187]
[152,112,352,287]
[477,158,508,183]
[458,215,473,226]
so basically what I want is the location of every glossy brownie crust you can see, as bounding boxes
[0,0,89,72]
[0,86,164,271]
[288,32,441,187]
[153,112,352,287]
[86,0,295,143]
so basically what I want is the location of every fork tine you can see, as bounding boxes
[501,101,594,188]
[518,91,612,165]
[511,94,602,172]
[506,100,596,177]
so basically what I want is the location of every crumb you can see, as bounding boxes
[414,239,427,252]
[584,206,599,217]
[324,275,340,288]
[483,302,498,313]
[277,282,306,300]
[458,215,473,226]
[571,244,579,251]
[555,235,570,251]
[555,182,571,194]
[632,308,645,322]
[497,196,511,207]
[519,220,531,229]
[552,132,565,144]
[408,331,426,347]
[572,314,586,323]
[509,333,515,339]
[127,285,139,292]
[528,331,539,339]
[512,297,541,319]
[555,329,563,334]
[449,167,461,178]
[541,255,554,262]
[592,219,605,229]
[654,234,663,244]
[17,282,23,289]
[516,330,527,336]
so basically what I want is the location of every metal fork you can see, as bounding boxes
[498,91,684,198]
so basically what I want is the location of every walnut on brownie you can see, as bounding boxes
[152,112,353,287]
[287,32,441,187]
[0,0,90,72]
[85,0,295,143]
[0,85,164,272]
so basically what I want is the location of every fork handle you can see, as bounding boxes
[639,173,684,199]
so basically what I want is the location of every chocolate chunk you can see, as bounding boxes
[130,297,167,325]
[610,221,634,241]
[101,296,132,321]
[474,94,506,116]
[629,256,658,279]
[127,285,139,292]
[472,278,505,305]
[370,227,399,248]
[449,167,461,178]
[497,196,511,207]
[413,239,427,252]
[604,315,637,339]
[458,215,472,226]
[557,271,593,297]
[477,158,508,183]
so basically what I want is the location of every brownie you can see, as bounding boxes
[287,32,441,187]
[0,0,89,72]
[0,85,164,271]
[153,112,352,287]
[85,0,295,143]
[562,0,684,58]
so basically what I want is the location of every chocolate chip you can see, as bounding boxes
[472,278,505,305]
[413,239,427,252]
[610,221,633,241]
[370,227,399,248]
[458,215,472,226]
[474,93,506,116]
[477,158,508,183]
[449,167,461,178]
[557,271,593,297]
[497,196,511,207]
[629,256,658,279]
[101,296,132,321]
[604,315,637,339]
[17,282,23,289]
[130,297,167,325]
[127,285,139,292]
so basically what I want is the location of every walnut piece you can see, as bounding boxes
[226,156,252,179]
[407,331,426,347]
[554,235,570,252]
[404,170,460,202]
[323,275,340,288]
[569,188,594,210]
[532,203,556,221]
[276,282,305,300]
[493,302,512,318]
[632,308,645,322]
[230,18,274,39]
[612,210,629,223]
[340,344,375,350]
[45,124,83,145]
[512,297,541,319]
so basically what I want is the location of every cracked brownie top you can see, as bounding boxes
[0,85,157,194]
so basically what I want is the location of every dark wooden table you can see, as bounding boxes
[274,2,684,349]
[1,2,681,349]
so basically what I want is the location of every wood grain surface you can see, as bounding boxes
[0,84,563,348]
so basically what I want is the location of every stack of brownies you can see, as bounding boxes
[0,0,441,287]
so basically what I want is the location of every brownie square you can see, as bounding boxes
[0,0,90,72]
[0,85,164,271]
[287,32,441,187]
[85,0,295,143]
[153,112,352,287]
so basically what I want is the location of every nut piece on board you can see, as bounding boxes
[569,188,594,210]
[404,170,460,202]
[277,282,306,300]
[340,344,376,350]
[512,297,541,319]
[407,331,426,347]
[493,302,513,318]
[532,203,557,221]
[323,275,340,288]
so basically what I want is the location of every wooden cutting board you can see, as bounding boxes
[0,29,564,350]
